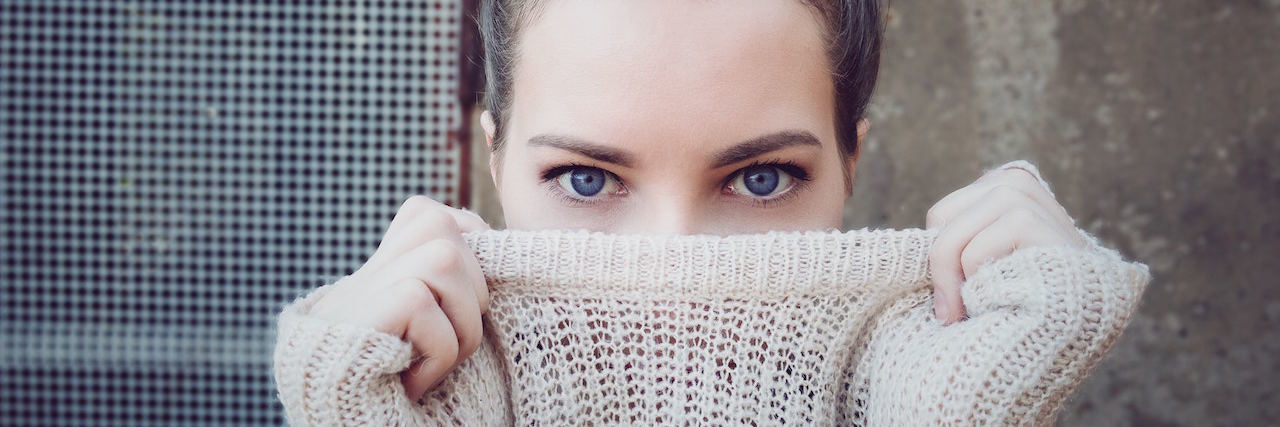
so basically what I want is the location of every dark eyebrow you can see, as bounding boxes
[711,130,822,168]
[527,134,637,167]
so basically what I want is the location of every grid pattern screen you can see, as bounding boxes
[2,1,472,425]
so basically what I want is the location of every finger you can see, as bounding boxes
[397,286,460,401]
[351,196,429,275]
[926,185,982,230]
[361,196,440,273]
[373,196,490,257]
[928,186,1058,324]
[388,224,491,315]
[373,208,488,311]
[959,208,1059,279]
[926,167,1071,230]
[989,160,1054,198]
[983,166,1075,227]
[365,208,464,272]
[393,195,490,234]
[382,195,438,242]
[381,239,486,356]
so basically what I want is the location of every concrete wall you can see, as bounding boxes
[468,1,1280,425]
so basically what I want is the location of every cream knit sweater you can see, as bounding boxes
[274,224,1150,425]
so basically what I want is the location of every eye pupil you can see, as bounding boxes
[743,165,779,196]
[569,168,606,196]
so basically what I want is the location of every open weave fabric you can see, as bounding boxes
[273,226,1150,425]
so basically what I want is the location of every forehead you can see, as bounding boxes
[508,0,836,159]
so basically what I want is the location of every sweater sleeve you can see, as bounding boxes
[272,283,511,426]
[851,227,1151,425]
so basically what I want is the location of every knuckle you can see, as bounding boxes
[394,279,438,309]
[418,208,461,235]
[423,239,466,272]
[398,195,434,216]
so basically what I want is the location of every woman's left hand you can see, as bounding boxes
[925,161,1088,324]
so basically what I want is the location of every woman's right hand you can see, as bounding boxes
[310,195,491,401]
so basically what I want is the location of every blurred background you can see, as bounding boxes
[3,0,1277,426]
[2,1,476,425]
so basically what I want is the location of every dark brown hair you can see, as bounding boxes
[477,0,884,161]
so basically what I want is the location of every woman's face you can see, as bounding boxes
[485,0,859,234]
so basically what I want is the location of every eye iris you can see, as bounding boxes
[743,166,780,196]
[569,168,606,196]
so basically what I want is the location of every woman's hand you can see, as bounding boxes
[310,196,491,401]
[925,161,1087,324]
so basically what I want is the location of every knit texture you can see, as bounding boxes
[273,225,1150,425]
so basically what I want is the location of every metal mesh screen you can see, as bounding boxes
[1,1,473,425]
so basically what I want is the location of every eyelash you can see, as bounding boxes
[726,159,813,208]
[539,162,624,207]
[538,160,813,208]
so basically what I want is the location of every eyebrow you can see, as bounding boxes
[528,134,638,167]
[526,129,822,169]
[710,130,822,168]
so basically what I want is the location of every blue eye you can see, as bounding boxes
[569,168,605,196]
[729,164,796,199]
[742,165,779,195]
[554,166,621,198]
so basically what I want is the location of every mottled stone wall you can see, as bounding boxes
[861,2,1278,425]
[467,1,1280,425]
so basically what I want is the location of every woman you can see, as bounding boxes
[304,0,1087,407]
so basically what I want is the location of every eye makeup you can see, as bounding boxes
[722,159,813,209]
[539,163,627,207]
[536,159,814,209]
